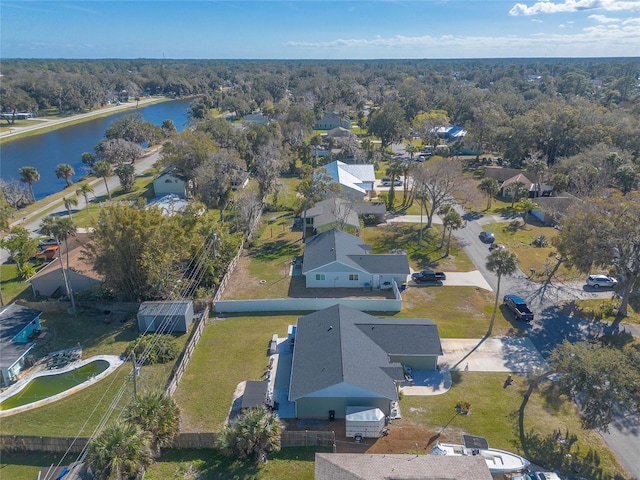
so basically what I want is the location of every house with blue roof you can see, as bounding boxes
[289,304,442,419]
[0,304,43,386]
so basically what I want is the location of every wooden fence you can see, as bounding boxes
[164,306,209,397]
[0,430,335,453]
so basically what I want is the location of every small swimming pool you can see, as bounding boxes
[0,355,122,415]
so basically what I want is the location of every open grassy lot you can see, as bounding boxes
[560,296,640,326]
[145,446,330,480]
[1,310,187,436]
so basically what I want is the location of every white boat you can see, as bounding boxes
[431,442,530,474]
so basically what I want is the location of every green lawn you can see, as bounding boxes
[0,452,64,480]
[362,223,475,272]
[403,373,627,478]
[174,314,300,432]
[1,310,187,436]
[145,447,329,480]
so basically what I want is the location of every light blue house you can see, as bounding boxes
[0,304,43,386]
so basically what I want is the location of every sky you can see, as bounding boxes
[1,0,639,59]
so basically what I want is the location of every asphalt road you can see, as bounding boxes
[451,210,640,479]
[1,148,162,264]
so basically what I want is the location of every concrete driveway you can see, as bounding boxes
[400,336,547,397]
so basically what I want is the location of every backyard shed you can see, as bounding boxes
[345,406,386,438]
[241,381,269,410]
[136,300,194,333]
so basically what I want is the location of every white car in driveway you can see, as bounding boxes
[586,274,618,288]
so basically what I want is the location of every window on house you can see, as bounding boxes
[349,274,359,281]
[316,274,326,281]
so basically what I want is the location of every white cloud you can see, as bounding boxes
[531,18,544,21]
[285,21,640,58]
[509,0,640,16]
[589,13,622,21]
[559,23,566,26]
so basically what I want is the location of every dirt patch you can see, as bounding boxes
[282,418,444,455]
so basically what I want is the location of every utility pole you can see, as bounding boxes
[132,351,138,398]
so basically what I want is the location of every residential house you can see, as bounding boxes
[137,300,194,333]
[484,168,552,198]
[0,304,42,386]
[302,229,409,289]
[302,198,386,238]
[289,304,443,419]
[326,126,356,140]
[322,160,375,201]
[315,453,492,480]
[315,112,351,130]
[152,167,189,199]
[29,261,101,298]
[532,193,583,225]
[436,125,467,141]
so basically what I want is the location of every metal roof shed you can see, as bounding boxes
[137,300,194,334]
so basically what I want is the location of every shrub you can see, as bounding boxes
[124,334,180,365]
[532,235,548,247]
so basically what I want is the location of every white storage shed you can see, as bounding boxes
[345,406,386,439]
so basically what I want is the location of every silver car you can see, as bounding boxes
[586,274,618,288]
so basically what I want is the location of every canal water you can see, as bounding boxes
[0,98,193,200]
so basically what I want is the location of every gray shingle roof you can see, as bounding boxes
[315,453,492,480]
[304,198,360,231]
[289,305,441,401]
[302,229,409,275]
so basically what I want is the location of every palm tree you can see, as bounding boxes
[216,406,282,462]
[442,209,463,257]
[87,421,153,480]
[93,160,113,199]
[486,248,518,336]
[55,163,75,188]
[515,197,537,226]
[40,216,77,306]
[63,196,78,218]
[437,204,453,248]
[385,159,404,209]
[478,178,500,210]
[19,166,40,202]
[76,183,94,212]
[406,144,419,160]
[114,163,135,192]
[505,181,527,208]
[124,391,180,457]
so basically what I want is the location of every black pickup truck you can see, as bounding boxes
[503,294,534,322]
[411,270,446,284]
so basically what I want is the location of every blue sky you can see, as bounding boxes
[1,1,639,59]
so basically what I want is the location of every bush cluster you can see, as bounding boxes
[124,334,180,365]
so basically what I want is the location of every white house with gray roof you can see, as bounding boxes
[322,160,375,201]
[289,304,443,419]
[302,229,409,289]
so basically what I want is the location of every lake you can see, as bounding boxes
[0,98,193,200]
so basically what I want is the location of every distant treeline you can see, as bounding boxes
[1,57,638,118]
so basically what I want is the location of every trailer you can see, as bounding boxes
[345,407,386,439]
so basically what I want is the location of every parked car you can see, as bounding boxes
[38,238,58,249]
[586,274,618,288]
[503,294,534,322]
[511,472,561,480]
[35,245,59,261]
[489,243,506,251]
[411,270,446,283]
[380,177,402,186]
[479,231,495,243]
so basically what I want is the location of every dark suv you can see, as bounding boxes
[411,270,446,283]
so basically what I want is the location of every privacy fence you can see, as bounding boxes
[0,430,335,453]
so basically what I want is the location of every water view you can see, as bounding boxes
[0,98,193,200]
